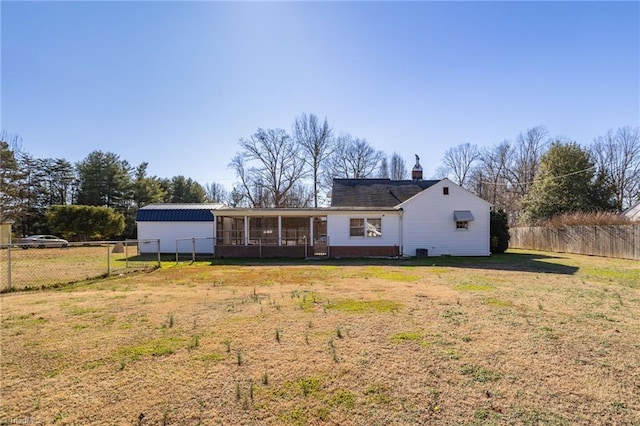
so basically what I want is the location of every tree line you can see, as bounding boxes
[0,116,405,239]
[228,113,409,209]
[436,125,640,224]
[1,120,639,240]
[1,134,215,239]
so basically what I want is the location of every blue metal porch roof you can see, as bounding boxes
[136,204,220,222]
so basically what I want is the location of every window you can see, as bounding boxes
[366,218,382,237]
[350,218,365,237]
[350,218,382,238]
[453,210,474,231]
[443,187,449,195]
[456,221,469,230]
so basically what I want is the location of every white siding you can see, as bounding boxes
[137,222,215,254]
[401,180,491,256]
[327,211,401,246]
[622,202,640,220]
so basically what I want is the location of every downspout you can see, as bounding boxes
[399,208,404,257]
[487,206,491,256]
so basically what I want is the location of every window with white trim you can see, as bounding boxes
[453,210,474,231]
[350,218,382,238]
[456,221,469,230]
[349,218,365,237]
[366,218,382,237]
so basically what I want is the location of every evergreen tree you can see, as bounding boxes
[490,209,510,254]
[47,205,125,240]
[522,141,611,224]
[76,151,133,210]
[169,176,207,203]
[0,141,25,223]
[132,162,167,208]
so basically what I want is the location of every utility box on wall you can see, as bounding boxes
[416,248,429,257]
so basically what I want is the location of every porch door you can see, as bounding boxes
[313,217,328,256]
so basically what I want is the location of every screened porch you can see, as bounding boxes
[214,212,327,257]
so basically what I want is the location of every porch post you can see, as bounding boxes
[212,216,217,255]
[309,217,314,246]
[244,216,249,246]
[278,215,282,246]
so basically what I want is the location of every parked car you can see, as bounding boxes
[20,235,69,249]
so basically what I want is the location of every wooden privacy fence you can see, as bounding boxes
[510,225,640,260]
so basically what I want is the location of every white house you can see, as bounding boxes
[135,204,224,254]
[321,175,491,257]
[399,179,491,256]
[621,201,640,221]
[135,158,491,258]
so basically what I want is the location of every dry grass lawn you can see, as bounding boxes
[1,244,156,291]
[1,249,639,425]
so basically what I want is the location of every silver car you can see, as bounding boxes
[20,235,69,249]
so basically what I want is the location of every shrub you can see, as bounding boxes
[490,209,510,254]
[544,212,634,227]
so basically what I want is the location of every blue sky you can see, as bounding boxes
[2,1,639,191]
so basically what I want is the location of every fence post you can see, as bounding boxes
[157,239,161,267]
[176,240,179,264]
[192,238,196,263]
[7,241,12,292]
[125,240,129,269]
[107,243,111,276]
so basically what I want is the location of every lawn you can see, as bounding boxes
[1,250,639,425]
[1,244,158,292]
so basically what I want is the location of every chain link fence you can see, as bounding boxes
[0,239,160,292]
[174,237,215,263]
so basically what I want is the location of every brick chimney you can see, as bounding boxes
[411,154,423,181]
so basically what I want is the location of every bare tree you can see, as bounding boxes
[229,128,307,208]
[227,187,246,208]
[472,140,512,208]
[280,183,313,207]
[204,182,228,204]
[294,113,334,207]
[505,126,548,199]
[591,126,640,211]
[324,134,384,180]
[390,152,407,180]
[0,130,23,153]
[378,157,390,178]
[437,142,480,188]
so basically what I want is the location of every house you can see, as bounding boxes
[322,176,490,257]
[621,201,640,221]
[135,158,491,257]
[135,203,224,254]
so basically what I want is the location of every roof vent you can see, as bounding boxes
[411,154,423,181]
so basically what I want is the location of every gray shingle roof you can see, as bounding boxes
[330,179,440,208]
[136,204,222,222]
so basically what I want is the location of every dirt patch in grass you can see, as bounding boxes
[1,249,639,424]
